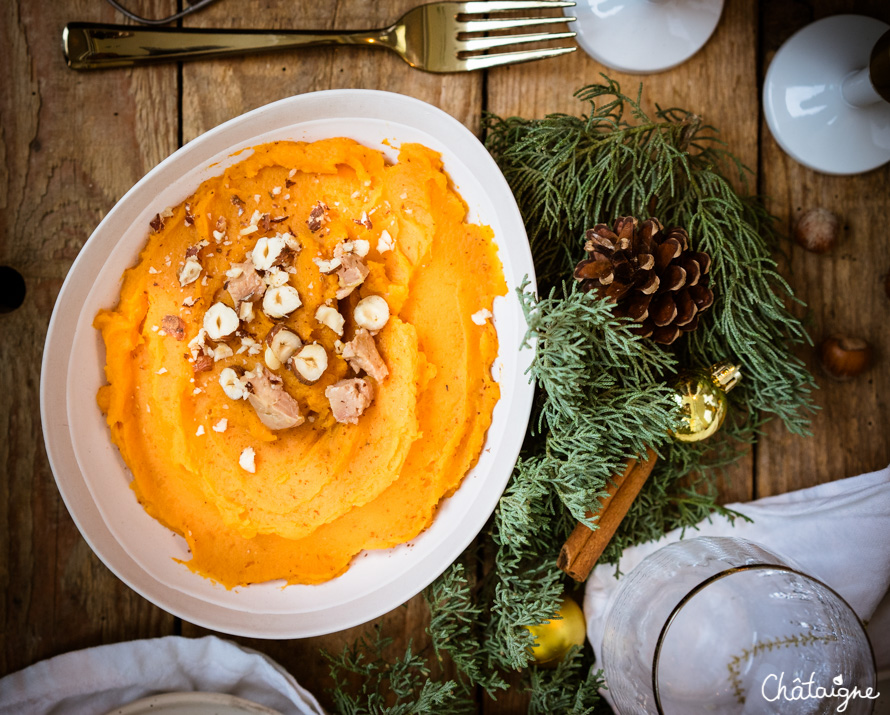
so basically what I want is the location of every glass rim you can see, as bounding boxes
[650,562,877,715]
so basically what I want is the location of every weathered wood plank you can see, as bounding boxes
[756,1,890,497]
[0,0,178,677]
[180,0,482,142]
[184,592,437,713]
[6,1,888,712]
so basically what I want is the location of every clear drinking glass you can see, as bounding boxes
[601,537,877,714]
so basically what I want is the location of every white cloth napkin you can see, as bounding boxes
[0,635,325,715]
[584,465,890,704]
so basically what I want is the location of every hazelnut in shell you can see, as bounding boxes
[818,336,874,381]
[793,208,839,254]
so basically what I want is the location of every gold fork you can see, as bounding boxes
[64,0,576,73]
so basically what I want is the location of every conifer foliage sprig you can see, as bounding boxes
[325,79,816,714]
[484,78,817,435]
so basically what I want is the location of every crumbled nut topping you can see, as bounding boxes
[212,344,234,361]
[334,254,370,300]
[266,325,301,364]
[307,201,329,233]
[239,446,256,473]
[204,303,239,341]
[315,305,345,336]
[471,308,493,326]
[262,285,301,319]
[193,354,214,373]
[219,367,248,400]
[243,366,304,430]
[161,314,187,340]
[238,301,255,323]
[290,343,328,383]
[151,169,403,435]
[342,329,388,382]
[314,257,342,274]
[149,213,165,233]
[357,211,373,230]
[377,229,395,253]
[354,295,390,332]
[225,259,265,305]
[325,378,374,425]
[179,258,202,287]
[263,266,289,289]
[252,235,286,271]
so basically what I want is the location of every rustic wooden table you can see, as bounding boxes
[3,1,889,712]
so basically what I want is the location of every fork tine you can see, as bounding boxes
[460,30,576,52]
[459,16,576,33]
[461,45,576,71]
[459,0,575,12]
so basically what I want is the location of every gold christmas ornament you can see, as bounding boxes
[525,595,587,667]
[670,360,742,442]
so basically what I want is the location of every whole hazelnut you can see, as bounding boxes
[793,208,840,253]
[818,336,874,381]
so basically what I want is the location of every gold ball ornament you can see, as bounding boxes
[525,595,587,667]
[670,361,742,443]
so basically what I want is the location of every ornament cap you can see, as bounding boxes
[709,360,742,393]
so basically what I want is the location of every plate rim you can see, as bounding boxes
[108,691,283,715]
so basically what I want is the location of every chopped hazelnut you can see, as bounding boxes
[325,378,374,424]
[262,285,301,319]
[342,329,388,382]
[239,447,256,473]
[354,295,390,332]
[161,314,186,340]
[290,343,328,383]
[471,308,492,326]
[204,303,239,340]
[315,305,345,336]
[244,366,304,430]
[178,258,202,287]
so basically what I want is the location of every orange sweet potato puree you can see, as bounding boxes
[94,138,506,587]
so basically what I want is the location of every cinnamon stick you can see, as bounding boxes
[558,447,658,582]
[557,458,638,574]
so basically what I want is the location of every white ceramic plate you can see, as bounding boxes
[108,692,281,715]
[40,89,536,638]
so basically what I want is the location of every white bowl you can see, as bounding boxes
[40,89,536,638]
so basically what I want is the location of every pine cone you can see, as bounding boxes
[573,216,714,345]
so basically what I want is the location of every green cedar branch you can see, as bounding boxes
[325,77,816,714]
[484,78,818,435]
[323,629,470,714]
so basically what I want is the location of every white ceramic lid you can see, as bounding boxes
[568,0,724,74]
[764,15,890,176]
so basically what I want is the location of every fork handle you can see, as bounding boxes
[63,22,392,69]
